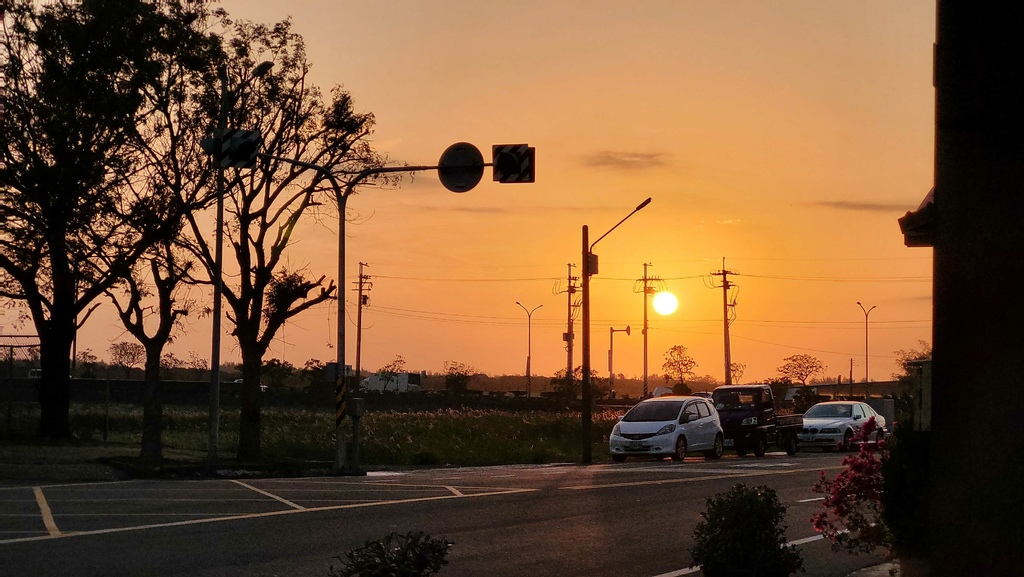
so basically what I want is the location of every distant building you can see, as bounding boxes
[361,372,423,393]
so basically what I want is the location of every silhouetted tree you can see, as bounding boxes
[662,345,698,391]
[443,361,475,394]
[0,0,219,438]
[109,341,145,379]
[180,17,388,460]
[777,354,826,385]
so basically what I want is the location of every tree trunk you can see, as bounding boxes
[139,348,163,463]
[236,354,263,461]
[36,326,74,439]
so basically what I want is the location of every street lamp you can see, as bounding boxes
[581,197,652,463]
[209,60,273,462]
[608,326,630,394]
[857,301,876,397]
[516,302,542,398]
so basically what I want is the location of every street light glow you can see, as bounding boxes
[652,291,678,315]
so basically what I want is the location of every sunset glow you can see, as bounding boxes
[3,2,934,385]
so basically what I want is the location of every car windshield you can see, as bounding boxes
[712,390,761,410]
[622,400,684,422]
[805,404,853,419]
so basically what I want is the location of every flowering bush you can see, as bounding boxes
[811,416,892,556]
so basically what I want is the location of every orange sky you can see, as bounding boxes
[2,1,936,384]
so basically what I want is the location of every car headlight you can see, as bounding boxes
[612,424,621,436]
[656,423,676,436]
[820,428,841,434]
[741,417,759,426]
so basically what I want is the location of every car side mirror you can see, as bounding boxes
[853,414,862,420]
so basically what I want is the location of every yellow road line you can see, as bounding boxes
[32,487,59,536]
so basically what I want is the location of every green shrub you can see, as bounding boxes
[691,484,804,577]
[329,531,452,577]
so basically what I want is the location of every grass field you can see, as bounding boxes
[2,403,623,466]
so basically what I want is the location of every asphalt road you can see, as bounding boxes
[0,451,885,577]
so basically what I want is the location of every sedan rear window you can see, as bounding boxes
[623,401,684,422]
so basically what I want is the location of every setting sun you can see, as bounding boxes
[652,292,679,316]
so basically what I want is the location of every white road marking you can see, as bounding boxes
[230,480,305,510]
[445,486,465,497]
[0,486,536,545]
[563,465,843,491]
[798,497,825,503]
[33,487,60,536]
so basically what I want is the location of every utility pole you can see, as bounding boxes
[562,263,579,387]
[711,259,737,385]
[354,262,371,389]
[640,263,658,398]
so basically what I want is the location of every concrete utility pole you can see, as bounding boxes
[562,264,578,387]
[711,260,737,386]
[637,263,664,398]
[354,262,371,388]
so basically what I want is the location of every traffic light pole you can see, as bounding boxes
[259,154,497,474]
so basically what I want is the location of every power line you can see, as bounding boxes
[737,273,929,282]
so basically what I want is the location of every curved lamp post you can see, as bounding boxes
[581,197,652,463]
[857,301,876,397]
[516,302,542,397]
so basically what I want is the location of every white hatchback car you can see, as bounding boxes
[609,396,724,462]
[798,401,887,451]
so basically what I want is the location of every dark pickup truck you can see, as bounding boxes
[711,385,801,456]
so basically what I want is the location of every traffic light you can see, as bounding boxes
[492,144,535,183]
[199,129,263,169]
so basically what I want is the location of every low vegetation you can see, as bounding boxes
[1,403,623,466]
[329,531,452,577]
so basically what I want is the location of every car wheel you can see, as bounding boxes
[612,454,626,463]
[671,436,688,461]
[842,430,854,452]
[784,433,798,456]
[704,434,724,460]
[753,436,767,457]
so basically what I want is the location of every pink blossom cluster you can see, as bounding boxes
[811,416,894,556]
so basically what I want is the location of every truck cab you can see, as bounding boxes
[712,385,800,456]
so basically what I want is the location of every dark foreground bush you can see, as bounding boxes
[329,531,453,577]
[691,484,804,577]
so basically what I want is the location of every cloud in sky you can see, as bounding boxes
[580,150,670,170]
[808,200,917,213]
